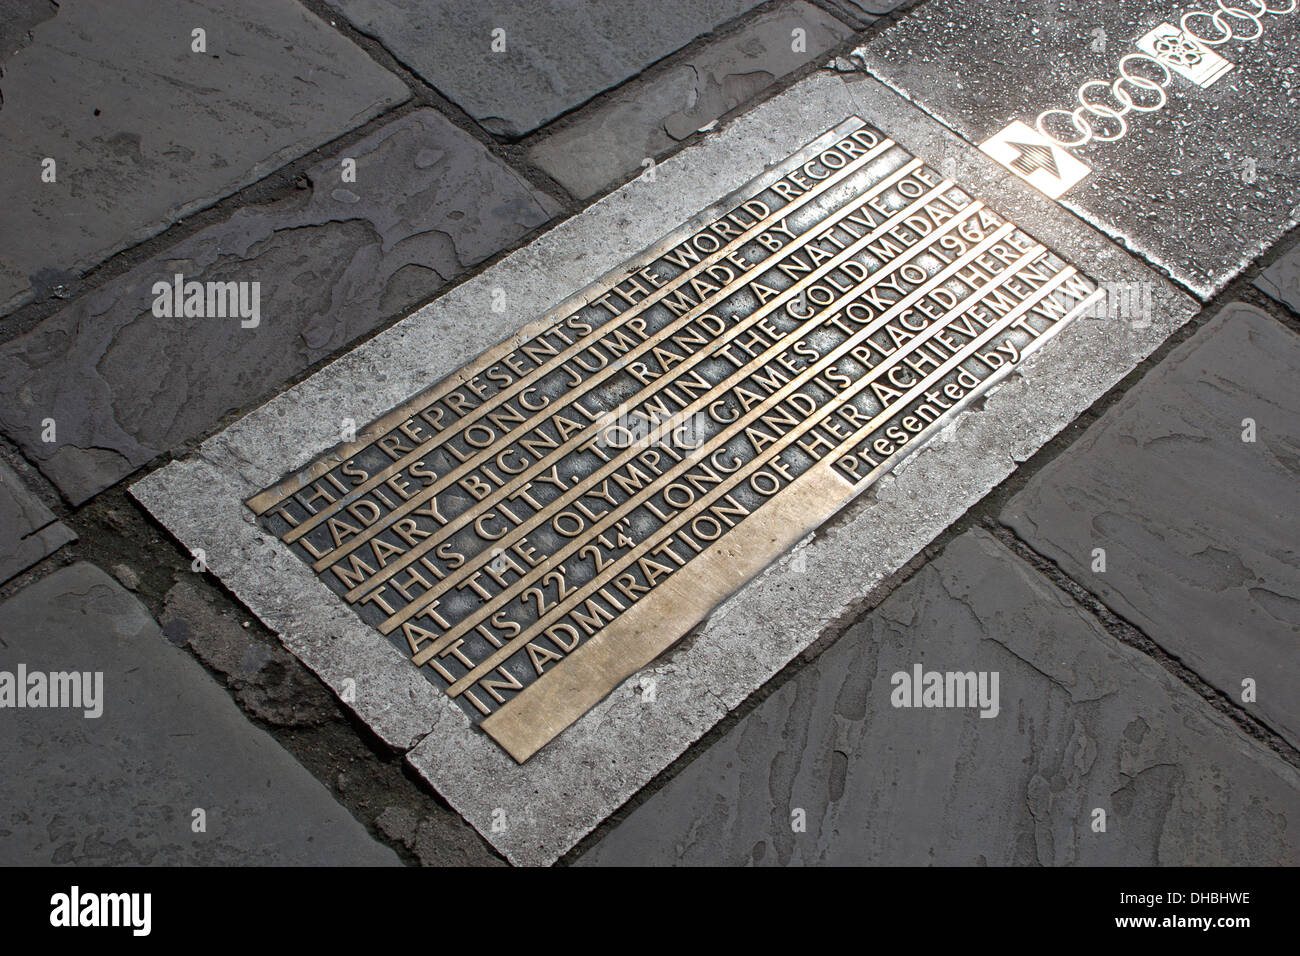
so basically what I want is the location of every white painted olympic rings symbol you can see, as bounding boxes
[1034,0,1295,149]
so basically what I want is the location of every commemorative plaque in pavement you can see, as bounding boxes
[134,69,1199,864]
[856,0,1300,298]
[247,116,1102,763]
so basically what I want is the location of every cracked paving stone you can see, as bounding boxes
[528,2,854,198]
[0,0,410,316]
[1255,238,1300,315]
[579,530,1300,865]
[1002,302,1300,751]
[330,0,767,137]
[0,563,399,865]
[0,458,75,585]
[0,108,559,504]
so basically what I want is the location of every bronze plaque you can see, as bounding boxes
[248,116,1101,762]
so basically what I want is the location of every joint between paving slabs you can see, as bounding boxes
[0,107,550,345]
[0,62,574,342]
[304,0,854,159]
[0,0,921,343]
[1245,223,1300,337]
[0,0,890,340]
[0,0,906,400]
[559,518,940,864]
[299,0,576,202]
[107,264,1300,868]
[983,521,1300,773]
[468,0,906,205]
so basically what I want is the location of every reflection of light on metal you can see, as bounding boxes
[1035,57,1168,150]
[1181,0,1296,45]
[247,115,1105,761]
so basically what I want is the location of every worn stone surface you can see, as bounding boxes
[855,0,1300,298]
[0,0,57,64]
[1255,239,1300,314]
[582,531,1300,865]
[160,578,335,728]
[375,805,507,867]
[0,108,558,504]
[0,563,399,865]
[0,458,74,584]
[824,0,911,27]
[332,0,765,137]
[528,3,853,198]
[1002,303,1300,751]
[0,0,409,316]
[133,69,1198,866]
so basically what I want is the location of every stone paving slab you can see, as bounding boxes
[0,0,410,317]
[1255,239,1300,314]
[854,0,1300,299]
[132,69,1198,865]
[0,108,558,505]
[0,460,75,585]
[0,563,399,865]
[528,2,854,198]
[332,0,766,137]
[581,530,1300,865]
[1002,302,1300,751]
